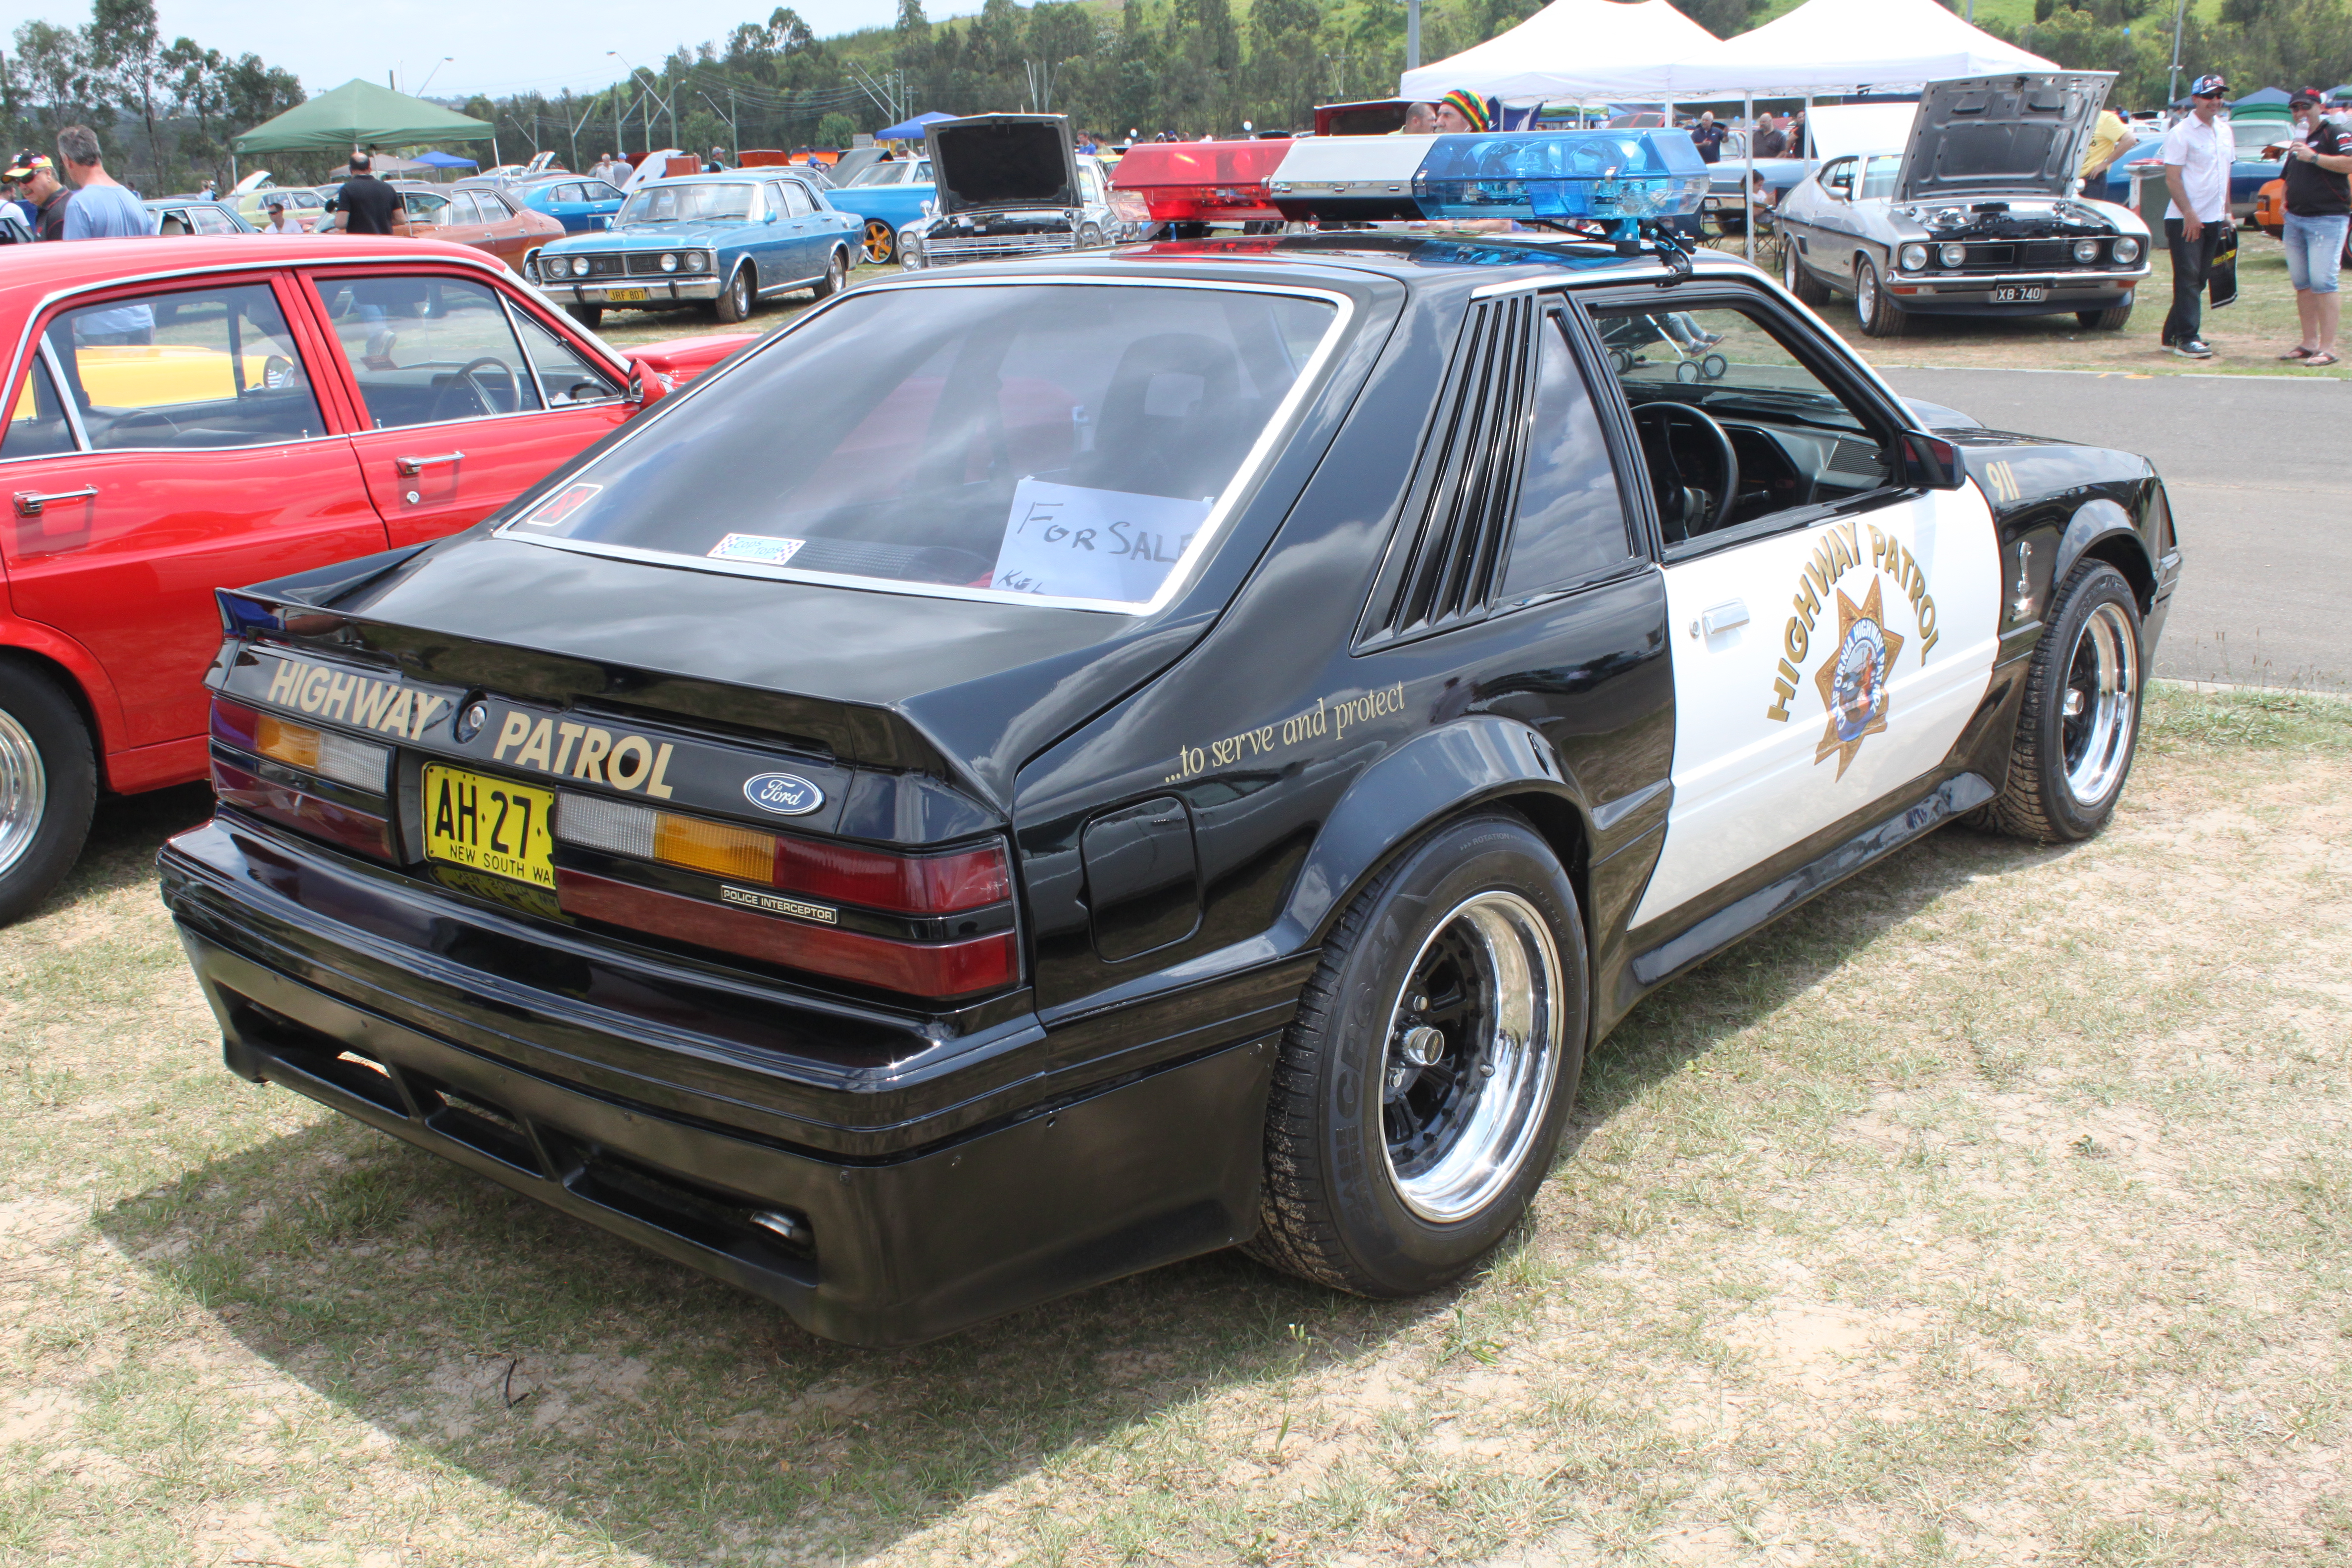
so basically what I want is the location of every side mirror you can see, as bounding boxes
[1899,429,1967,491]
[765,209,779,223]
[625,358,666,408]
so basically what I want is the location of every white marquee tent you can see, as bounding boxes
[1398,0,1715,105]
[1659,0,2059,98]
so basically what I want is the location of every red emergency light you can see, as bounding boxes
[1109,140,1289,223]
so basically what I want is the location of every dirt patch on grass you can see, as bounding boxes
[2,689,2349,1566]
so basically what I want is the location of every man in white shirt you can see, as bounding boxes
[2160,73,2232,357]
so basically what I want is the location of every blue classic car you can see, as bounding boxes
[528,171,859,327]
[824,157,935,264]
[514,174,629,234]
[2101,115,2281,219]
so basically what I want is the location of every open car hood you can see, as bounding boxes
[924,114,1080,216]
[1899,73,2113,202]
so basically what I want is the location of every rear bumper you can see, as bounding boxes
[161,819,1287,1346]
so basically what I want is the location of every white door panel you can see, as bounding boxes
[1630,483,2002,929]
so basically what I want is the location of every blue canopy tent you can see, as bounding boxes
[875,111,956,141]
[413,150,478,168]
[2230,87,2292,109]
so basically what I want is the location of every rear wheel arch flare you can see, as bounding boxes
[1284,716,1595,951]
[0,642,116,769]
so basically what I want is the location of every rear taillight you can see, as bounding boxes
[553,793,1017,997]
[208,698,395,860]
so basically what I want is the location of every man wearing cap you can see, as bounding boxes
[2277,89,2351,366]
[2158,74,2232,358]
[0,159,36,230]
[12,153,69,240]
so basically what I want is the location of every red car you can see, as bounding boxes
[0,235,748,922]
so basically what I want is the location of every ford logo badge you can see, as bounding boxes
[743,772,824,816]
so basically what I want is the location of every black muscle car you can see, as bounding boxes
[161,225,2181,1346]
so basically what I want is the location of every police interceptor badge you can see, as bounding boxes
[743,772,824,815]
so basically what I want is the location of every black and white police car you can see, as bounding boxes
[162,130,2180,1346]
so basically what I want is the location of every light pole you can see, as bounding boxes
[608,50,679,151]
[2167,0,2188,109]
[415,55,453,98]
[1407,0,1420,72]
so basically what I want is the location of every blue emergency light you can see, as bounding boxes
[1413,130,1712,230]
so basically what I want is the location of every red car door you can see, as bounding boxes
[299,265,632,548]
[0,273,386,756]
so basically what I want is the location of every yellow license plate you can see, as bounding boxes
[422,764,555,889]
[605,287,648,302]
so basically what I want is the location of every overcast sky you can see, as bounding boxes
[138,0,940,102]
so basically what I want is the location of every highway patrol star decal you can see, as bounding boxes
[1813,578,1904,780]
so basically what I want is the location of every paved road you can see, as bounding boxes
[1879,367,2350,690]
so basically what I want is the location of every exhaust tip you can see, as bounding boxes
[750,1209,811,1247]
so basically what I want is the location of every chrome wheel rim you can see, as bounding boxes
[730,273,748,312]
[0,708,47,881]
[830,250,846,289]
[2062,601,2139,806]
[1857,264,1877,323]
[1380,891,1564,1224]
[1784,243,1800,290]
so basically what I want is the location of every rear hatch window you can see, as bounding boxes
[506,281,1343,611]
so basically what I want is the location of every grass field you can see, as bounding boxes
[5,685,2351,1567]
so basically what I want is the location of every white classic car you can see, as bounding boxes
[1777,74,2153,338]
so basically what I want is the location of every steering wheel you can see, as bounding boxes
[1630,402,1740,542]
[429,356,522,422]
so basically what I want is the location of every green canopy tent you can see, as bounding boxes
[233,78,497,170]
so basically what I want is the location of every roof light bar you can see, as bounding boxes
[1111,129,1710,239]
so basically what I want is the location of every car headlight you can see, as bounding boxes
[2112,236,2141,264]
[659,252,679,273]
[1899,244,1929,272]
[684,251,707,272]
[1938,243,1966,268]
[570,255,589,277]
[2073,239,2101,263]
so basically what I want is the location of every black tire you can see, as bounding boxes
[715,263,755,324]
[1856,256,1908,337]
[1249,812,1588,1296]
[563,302,603,329]
[811,245,847,299]
[1783,234,1830,304]
[1978,560,2144,843]
[861,219,895,265]
[0,659,98,927]
[2078,304,2133,331]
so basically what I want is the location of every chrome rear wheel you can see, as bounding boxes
[1381,891,1566,1224]
[2062,600,2140,809]
[0,707,45,882]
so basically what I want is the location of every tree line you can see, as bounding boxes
[1984,0,2352,112]
[3,0,304,195]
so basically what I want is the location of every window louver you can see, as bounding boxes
[1369,294,1538,642]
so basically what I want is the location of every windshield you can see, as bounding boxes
[847,160,930,187]
[617,182,756,224]
[2231,120,2282,156]
[508,282,1341,610]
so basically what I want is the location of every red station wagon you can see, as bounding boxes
[0,235,748,921]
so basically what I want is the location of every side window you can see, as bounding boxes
[480,192,515,221]
[191,206,237,235]
[780,180,813,217]
[1859,156,1901,200]
[588,182,622,202]
[509,309,623,406]
[41,283,324,450]
[1820,157,1856,199]
[307,274,544,429]
[406,192,448,227]
[1590,298,1892,554]
[555,184,585,203]
[445,192,483,225]
[4,355,78,459]
[1499,312,1635,598]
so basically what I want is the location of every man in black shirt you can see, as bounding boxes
[2278,90,2351,366]
[324,154,411,237]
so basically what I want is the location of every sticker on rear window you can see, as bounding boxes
[707,533,808,565]
[519,482,601,527]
